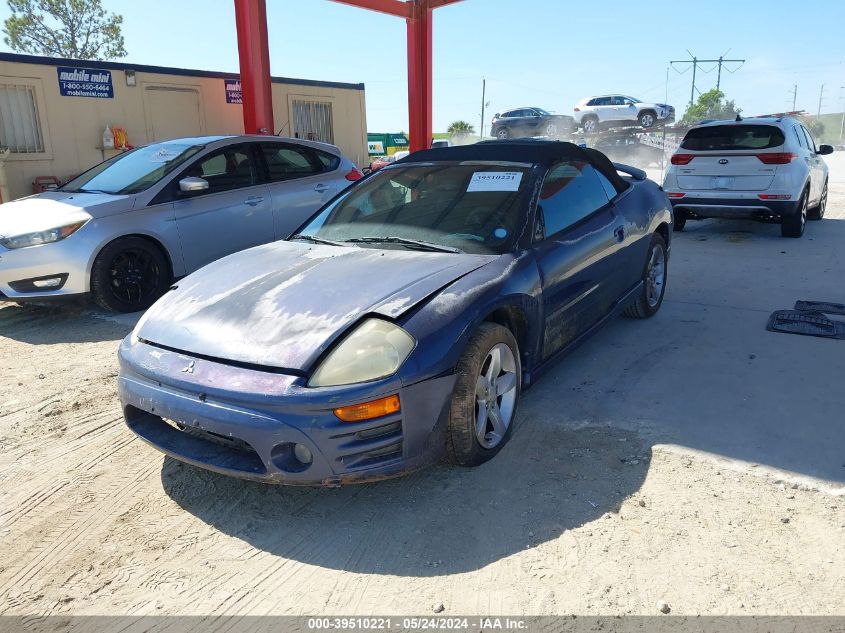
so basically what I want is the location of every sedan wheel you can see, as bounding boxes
[91,237,170,312]
[624,233,668,319]
[446,323,521,466]
[544,122,559,138]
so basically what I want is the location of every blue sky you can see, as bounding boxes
[1,0,843,133]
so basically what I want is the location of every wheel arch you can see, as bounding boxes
[90,233,175,284]
[482,304,529,366]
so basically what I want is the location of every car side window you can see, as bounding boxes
[594,97,611,106]
[315,149,340,171]
[801,126,817,153]
[610,96,624,106]
[536,160,610,239]
[184,145,257,195]
[261,143,321,182]
[594,169,620,200]
[793,126,807,149]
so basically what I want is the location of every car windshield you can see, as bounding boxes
[682,125,786,151]
[295,162,532,255]
[60,142,206,195]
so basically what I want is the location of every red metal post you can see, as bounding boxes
[406,1,433,152]
[234,0,275,135]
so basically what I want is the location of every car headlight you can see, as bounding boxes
[308,318,415,388]
[0,221,87,249]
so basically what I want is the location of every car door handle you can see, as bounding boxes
[613,226,625,242]
[244,196,264,206]
[314,184,330,193]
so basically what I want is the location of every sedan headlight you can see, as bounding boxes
[308,318,415,388]
[0,221,87,249]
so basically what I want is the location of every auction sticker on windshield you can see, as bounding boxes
[467,171,523,192]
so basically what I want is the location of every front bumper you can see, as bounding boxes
[671,194,797,220]
[118,337,455,486]
[0,238,91,300]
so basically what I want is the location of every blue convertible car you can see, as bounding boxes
[118,141,673,485]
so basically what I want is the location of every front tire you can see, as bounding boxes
[91,237,170,313]
[638,111,656,128]
[446,323,521,467]
[808,181,827,220]
[781,190,807,238]
[624,233,668,319]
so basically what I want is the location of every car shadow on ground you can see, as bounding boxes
[160,404,650,577]
[0,301,138,344]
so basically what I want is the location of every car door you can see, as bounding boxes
[801,125,824,203]
[172,143,273,273]
[592,97,614,123]
[524,108,544,136]
[531,159,620,360]
[258,142,341,238]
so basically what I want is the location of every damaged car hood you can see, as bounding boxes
[137,240,494,372]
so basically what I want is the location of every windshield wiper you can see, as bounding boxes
[60,188,111,194]
[345,236,462,254]
[289,234,348,247]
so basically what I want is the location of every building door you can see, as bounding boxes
[145,86,203,142]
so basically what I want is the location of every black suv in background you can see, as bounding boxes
[491,107,574,139]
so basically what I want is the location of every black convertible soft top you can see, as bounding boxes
[398,140,630,194]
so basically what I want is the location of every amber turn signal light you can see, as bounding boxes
[334,394,401,423]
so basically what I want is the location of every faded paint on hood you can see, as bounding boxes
[137,240,494,372]
[0,191,134,237]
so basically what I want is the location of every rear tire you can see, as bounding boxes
[673,210,687,232]
[582,116,599,134]
[808,181,827,220]
[91,237,170,313]
[624,233,667,319]
[496,127,510,140]
[781,190,807,238]
[446,323,521,467]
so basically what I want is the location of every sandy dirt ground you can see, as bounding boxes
[1,156,844,618]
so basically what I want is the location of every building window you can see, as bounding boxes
[292,100,334,144]
[0,84,44,153]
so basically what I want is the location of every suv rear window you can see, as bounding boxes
[682,125,786,151]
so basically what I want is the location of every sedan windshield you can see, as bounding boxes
[296,162,531,255]
[60,142,205,195]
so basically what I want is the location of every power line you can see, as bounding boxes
[671,52,745,107]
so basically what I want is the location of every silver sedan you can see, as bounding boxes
[0,135,361,312]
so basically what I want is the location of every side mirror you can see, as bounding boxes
[817,144,834,156]
[179,177,209,194]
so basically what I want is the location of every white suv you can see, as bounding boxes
[574,95,675,133]
[664,116,833,238]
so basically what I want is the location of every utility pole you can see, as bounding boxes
[479,77,486,141]
[792,84,798,111]
[671,53,745,107]
[817,83,825,119]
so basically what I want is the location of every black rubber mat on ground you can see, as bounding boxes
[794,300,845,316]
[767,310,845,340]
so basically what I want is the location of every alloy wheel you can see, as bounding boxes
[108,249,162,306]
[583,119,597,134]
[641,113,655,127]
[474,343,518,449]
[646,245,666,308]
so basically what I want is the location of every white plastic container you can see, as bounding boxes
[102,125,114,149]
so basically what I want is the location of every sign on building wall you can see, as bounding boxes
[224,79,242,104]
[56,67,114,98]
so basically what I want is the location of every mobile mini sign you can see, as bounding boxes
[57,67,114,99]
[224,79,242,105]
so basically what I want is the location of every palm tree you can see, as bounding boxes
[447,120,476,138]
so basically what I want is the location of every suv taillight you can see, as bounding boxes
[756,152,797,165]
[671,154,695,165]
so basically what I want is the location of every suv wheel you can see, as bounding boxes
[781,190,807,238]
[638,111,656,128]
[544,122,559,138]
[496,127,510,140]
[808,181,827,220]
[582,116,599,134]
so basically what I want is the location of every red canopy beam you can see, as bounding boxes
[234,0,274,135]
[330,0,465,152]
